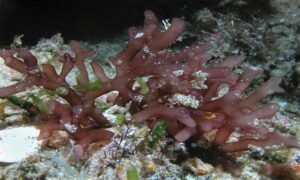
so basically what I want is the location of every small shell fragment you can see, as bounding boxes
[0,126,41,163]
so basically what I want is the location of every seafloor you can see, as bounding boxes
[0,0,299,179]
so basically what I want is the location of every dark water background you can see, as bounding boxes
[0,0,221,46]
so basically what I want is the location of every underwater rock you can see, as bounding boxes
[0,126,41,163]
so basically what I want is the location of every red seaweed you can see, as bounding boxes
[0,10,299,156]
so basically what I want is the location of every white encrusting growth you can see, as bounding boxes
[172,70,184,77]
[170,93,200,109]
[191,70,209,89]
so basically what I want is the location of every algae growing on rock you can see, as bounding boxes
[0,1,300,179]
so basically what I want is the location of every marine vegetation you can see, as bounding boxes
[0,10,299,157]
